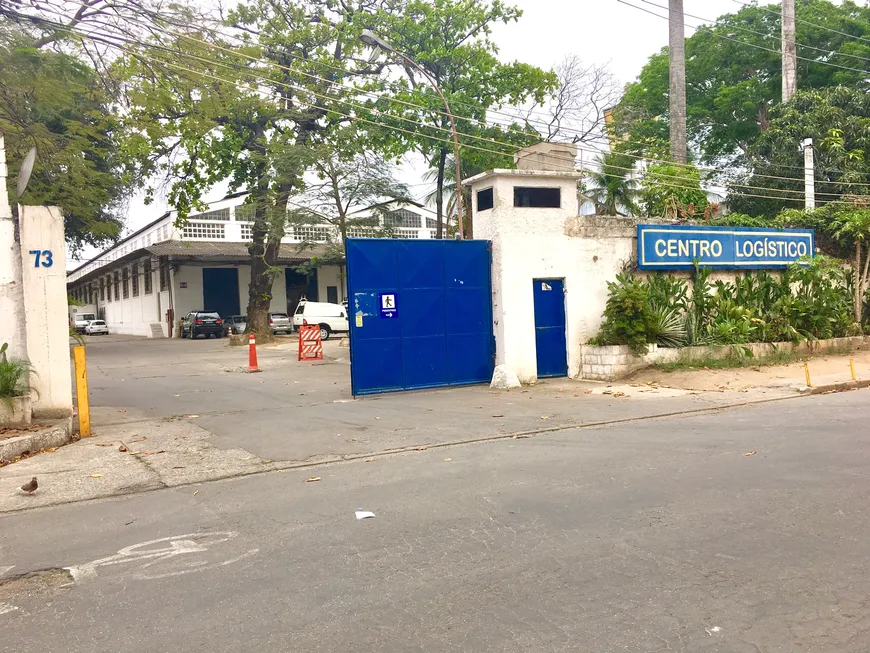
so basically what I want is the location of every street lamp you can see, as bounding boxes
[360,29,465,239]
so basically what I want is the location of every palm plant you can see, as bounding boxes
[423,157,486,234]
[0,343,34,407]
[584,151,640,216]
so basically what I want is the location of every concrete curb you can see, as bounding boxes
[803,379,870,395]
[0,418,74,462]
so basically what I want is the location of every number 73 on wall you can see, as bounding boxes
[29,250,53,268]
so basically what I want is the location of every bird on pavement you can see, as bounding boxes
[20,477,38,495]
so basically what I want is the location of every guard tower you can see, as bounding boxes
[465,166,584,384]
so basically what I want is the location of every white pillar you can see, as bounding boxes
[19,205,72,417]
[0,135,28,361]
[802,138,815,210]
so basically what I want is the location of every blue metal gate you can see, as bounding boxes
[346,239,494,396]
[533,278,568,378]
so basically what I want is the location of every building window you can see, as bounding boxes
[477,188,494,211]
[122,267,129,299]
[144,259,152,294]
[513,186,561,208]
[384,209,422,229]
[240,223,253,240]
[195,208,230,221]
[234,205,255,222]
[132,263,140,297]
[113,271,120,300]
[159,257,168,291]
[100,277,105,301]
[287,225,332,242]
[182,222,225,239]
[88,284,93,304]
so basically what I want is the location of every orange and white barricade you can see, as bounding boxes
[298,325,323,361]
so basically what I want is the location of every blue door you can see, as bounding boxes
[533,279,567,378]
[346,239,494,396]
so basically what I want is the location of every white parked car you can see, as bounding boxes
[292,300,349,340]
[85,320,109,336]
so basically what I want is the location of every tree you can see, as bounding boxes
[730,86,870,218]
[421,155,486,233]
[297,139,411,242]
[0,23,132,252]
[521,55,621,145]
[120,0,399,341]
[640,162,707,218]
[369,0,556,238]
[778,199,870,323]
[614,0,870,165]
[583,152,639,216]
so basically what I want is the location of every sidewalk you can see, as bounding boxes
[629,347,870,393]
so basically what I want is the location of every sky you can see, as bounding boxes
[67,0,765,267]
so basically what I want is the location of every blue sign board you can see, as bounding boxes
[379,292,398,318]
[637,224,815,270]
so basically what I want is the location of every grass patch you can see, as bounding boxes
[653,344,855,373]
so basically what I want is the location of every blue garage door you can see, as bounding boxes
[203,268,240,320]
[346,239,494,396]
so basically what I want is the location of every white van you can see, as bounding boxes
[292,300,349,340]
[72,312,97,333]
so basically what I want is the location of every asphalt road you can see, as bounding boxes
[3,390,870,652]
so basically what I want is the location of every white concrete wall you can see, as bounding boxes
[99,259,161,337]
[19,206,72,417]
[317,264,346,303]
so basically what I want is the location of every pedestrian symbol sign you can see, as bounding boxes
[379,293,398,318]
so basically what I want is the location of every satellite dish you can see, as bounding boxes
[16,147,36,198]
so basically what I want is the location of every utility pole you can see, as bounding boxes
[801,138,815,209]
[782,0,797,102]
[668,0,687,164]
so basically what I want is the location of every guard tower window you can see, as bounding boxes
[513,186,561,208]
[477,188,494,211]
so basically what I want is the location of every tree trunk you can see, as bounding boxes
[435,147,447,239]
[246,194,278,344]
[668,0,687,164]
[782,0,797,103]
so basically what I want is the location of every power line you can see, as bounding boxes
[730,0,870,48]
[617,0,870,75]
[640,0,870,66]
[22,1,870,184]
[5,6,863,205]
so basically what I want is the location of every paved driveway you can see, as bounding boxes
[77,336,797,465]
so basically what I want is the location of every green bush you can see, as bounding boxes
[590,258,858,353]
[591,274,653,356]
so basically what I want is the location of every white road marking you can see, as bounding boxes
[66,532,252,582]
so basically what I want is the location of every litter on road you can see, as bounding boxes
[355,510,376,520]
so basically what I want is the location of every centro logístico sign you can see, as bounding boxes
[637,224,815,270]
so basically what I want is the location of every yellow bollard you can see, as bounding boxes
[73,345,91,437]
[804,363,812,388]
[850,359,857,381]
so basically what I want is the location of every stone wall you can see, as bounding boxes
[580,337,869,382]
